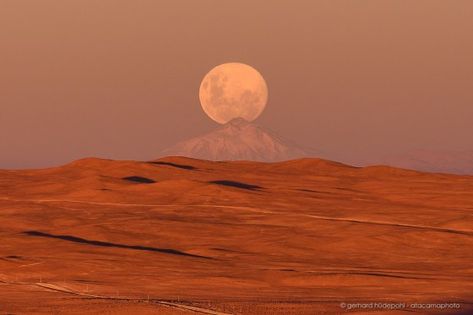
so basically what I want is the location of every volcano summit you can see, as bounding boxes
[161,118,312,162]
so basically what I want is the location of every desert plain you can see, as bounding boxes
[0,157,472,314]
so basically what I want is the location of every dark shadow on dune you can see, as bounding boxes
[122,176,156,184]
[209,180,262,191]
[149,161,196,170]
[23,231,210,259]
[1,255,23,262]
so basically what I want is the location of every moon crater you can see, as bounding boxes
[199,63,268,124]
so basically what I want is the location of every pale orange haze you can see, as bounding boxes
[1,0,472,168]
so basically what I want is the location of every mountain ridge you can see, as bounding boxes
[160,118,315,162]
[377,149,473,175]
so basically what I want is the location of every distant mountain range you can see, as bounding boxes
[161,119,472,175]
[161,118,315,162]
[377,149,473,175]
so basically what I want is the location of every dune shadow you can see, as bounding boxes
[23,231,210,259]
[122,176,156,184]
[148,161,196,170]
[1,255,24,262]
[209,180,262,191]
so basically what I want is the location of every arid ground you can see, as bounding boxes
[0,157,472,314]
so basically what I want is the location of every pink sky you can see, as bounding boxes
[1,1,472,168]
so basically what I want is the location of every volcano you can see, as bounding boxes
[161,118,314,162]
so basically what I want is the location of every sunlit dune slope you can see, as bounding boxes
[0,157,472,314]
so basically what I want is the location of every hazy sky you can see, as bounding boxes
[1,0,472,168]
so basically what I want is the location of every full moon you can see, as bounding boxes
[199,63,268,124]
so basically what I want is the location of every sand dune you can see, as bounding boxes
[0,157,472,314]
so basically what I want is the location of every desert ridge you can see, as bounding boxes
[0,156,472,314]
